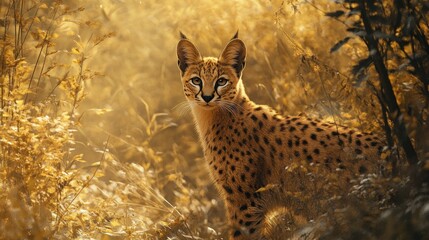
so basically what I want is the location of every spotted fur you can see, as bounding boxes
[177,34,386,239]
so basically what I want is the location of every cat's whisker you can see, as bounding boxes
[219,100,243,115]
[220,105,235,118]
[220,99,244,109]
[172,101,193,117]
[219,104,231,115]
[219,101,239,118]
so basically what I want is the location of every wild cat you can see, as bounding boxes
[176,32,385,239]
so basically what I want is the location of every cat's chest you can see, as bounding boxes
[203,117,263,164]
[202,115,250,146]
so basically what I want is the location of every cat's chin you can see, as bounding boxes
[195,104,218,110]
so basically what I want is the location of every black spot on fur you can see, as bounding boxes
[263,137,269,144]
[240,204,248,211]
[294,151,300,157]
[251,115,258,122]
[241,174,246,181]
[262,113,268,119]
[245,192,251,198]
[359,165,367,174]
[295,139,300,146]
[301,124,309,131]
[254,135,259,143]
[223,185,233,194]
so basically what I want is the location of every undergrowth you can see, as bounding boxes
[1,0,428,239]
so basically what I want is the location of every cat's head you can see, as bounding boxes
[177,33,246,109]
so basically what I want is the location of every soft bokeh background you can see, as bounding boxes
[1,0,428,239]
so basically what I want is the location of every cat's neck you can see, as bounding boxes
[191,80,250,139]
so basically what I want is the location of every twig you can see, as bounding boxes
[51,136,110,238]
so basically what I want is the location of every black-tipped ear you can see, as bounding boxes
[231,30,239,40]
[179,31,188,40]
[177,39,202,74]
[219,39,246,78]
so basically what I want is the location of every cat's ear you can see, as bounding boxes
[231,30,239,40]
[177,38,202,74]
[179,31,188,40]
[219,39,246,78]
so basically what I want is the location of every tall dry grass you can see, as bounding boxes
[1,0,427,239]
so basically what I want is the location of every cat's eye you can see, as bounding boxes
[190,77,202,86]
[216,78,228,86]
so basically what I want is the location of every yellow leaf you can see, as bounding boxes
[167,173,178,181]
[39,3,48,9]
[110,219,121,227]
[256,183,279,193]
[95,171,104,178]
[91,108,113,115]
[73,154,85,162]
[341,112,352,119]
[71,47,80,54]
[16,100,24,107]
[91,161,100,167]
[47,186,56,194]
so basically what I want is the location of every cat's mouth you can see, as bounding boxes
[195,102,217,109]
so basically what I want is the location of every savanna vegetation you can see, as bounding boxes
[0,0,428,239]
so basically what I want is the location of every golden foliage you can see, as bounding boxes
[0,0,427,239]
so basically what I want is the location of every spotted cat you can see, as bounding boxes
[176,33,385,239]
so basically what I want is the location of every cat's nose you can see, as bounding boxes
[202,94,214,103]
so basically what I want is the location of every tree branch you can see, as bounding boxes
[359,0,418,165]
